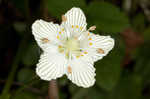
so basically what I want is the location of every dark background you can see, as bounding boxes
[0,0,150,99]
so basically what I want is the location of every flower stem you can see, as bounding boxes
[48,80,59,99]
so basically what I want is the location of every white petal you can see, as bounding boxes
[32,19,61,50]
[62,7,87,36]
[81,32,115,62]
[66,58,96,88]
[36,49,68,81]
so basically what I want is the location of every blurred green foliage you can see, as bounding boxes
[13,91,38,99]
[17,68,35,83]
[47,0,86,19]
[0,0,150,99]
[87,1,129,33]
[21,43,39,66]
[95,37,125,91]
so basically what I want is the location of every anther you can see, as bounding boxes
[76,55,80,58]
[88,26,96,31]
[41,38,49,43]
[67,66,72,74]
[58,45,62,48]
[84,52,88,54]
[97,48,104,54]
[76,25,79,28]
[62,15,67,22]
[81,54,84,56]
[80,27,83,30]
[88,37,92,40]
[62,28,65,31]
[89,42,93,46]
[57,36,60,39]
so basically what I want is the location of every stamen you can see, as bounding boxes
[74,37,78,40]
[59,31,61,34]
[84,51,88,54]
[97,48,104,54]
[58,45,64,53]
[89,42,93,46]
[58,45,62,48]
[76,55,80,58]
[41,38,49,43]
[80,27,83,30]
[88,25,96,31]
[59,50,64,53]
[88,32,90,36]
[62,15,67,22]
[65,52,69,59]
[76,25,79,28]
[57,35,60,39]
[67,66,72,74]
[81,54,84,56]
[88,37,92,40]
[62,28,65,31]
[72,25,74,28]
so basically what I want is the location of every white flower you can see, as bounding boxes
[32,7,114,88]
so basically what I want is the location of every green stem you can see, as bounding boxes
[1,0,31,96]
[2,34,30,95]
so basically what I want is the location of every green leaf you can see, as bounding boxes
[134,43,150,85]
[22,43,39,66]
[13,91,37,99]
[69,84,80,96]
[13,22,27,33]
[0,93,11,99]
[59,92,67,99]
[132,13,146,32]
[17,68,34,83]
[143,95,150,99]
[47,0,86,19]
[143,27,150,42]
[12,0,28,15]
[95,36,125,91]
[71,87,107,99]
[85,88,108,99]
[109,74,142,99]
[71,88,90,99]
[58,76,68,86]
[87,1,129,33]
[134,42,150,72]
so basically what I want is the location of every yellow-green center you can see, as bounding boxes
[58,38,81,59]
[65,38,79,52]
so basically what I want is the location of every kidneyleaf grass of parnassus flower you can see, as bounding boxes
[32,7,114,88]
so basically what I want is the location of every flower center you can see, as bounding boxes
[65,38,80,52]
[58,37,81,59]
